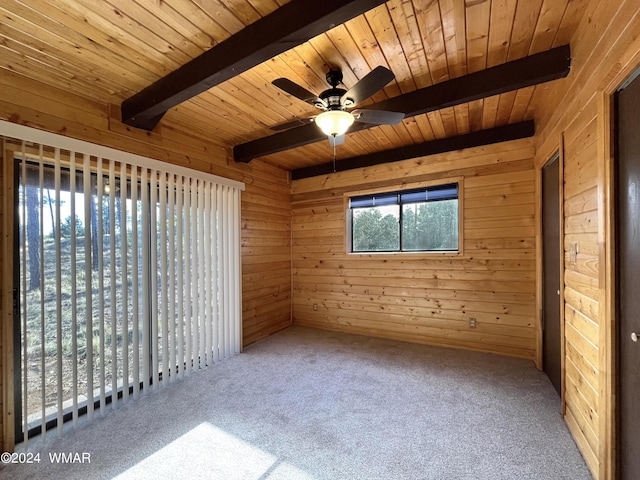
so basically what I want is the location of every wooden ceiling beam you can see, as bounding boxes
[234,45,570,163]
[121,0,389,131]
[290,121,535,180]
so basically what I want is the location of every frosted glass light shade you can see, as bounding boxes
[315,110,355,136]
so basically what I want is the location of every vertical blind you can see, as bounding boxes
[2,121,244,446]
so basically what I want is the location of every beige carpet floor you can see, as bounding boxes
[2,326,591,479]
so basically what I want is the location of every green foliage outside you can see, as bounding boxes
[352,199,458,252]
[59,214,85,239]
[402,199,458,251]
[352,207,399,251]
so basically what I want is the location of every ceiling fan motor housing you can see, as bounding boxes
[318,88,350,110]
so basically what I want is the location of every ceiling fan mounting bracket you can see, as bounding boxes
[326,68,343,87]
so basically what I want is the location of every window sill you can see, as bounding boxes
[347,250,463,257]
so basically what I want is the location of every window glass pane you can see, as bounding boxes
[352,206,399,251]
[401,199,458,251]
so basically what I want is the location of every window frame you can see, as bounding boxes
[344,178,464,256]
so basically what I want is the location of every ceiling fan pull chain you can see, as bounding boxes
[333,140,337,173]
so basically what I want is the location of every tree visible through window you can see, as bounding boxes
[350,183,459,253]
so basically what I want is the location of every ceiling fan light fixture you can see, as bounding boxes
[315,110,355,136]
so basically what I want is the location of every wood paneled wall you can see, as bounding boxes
[291,138,537,359]
[531,0,640,478]
[240,160,292,345]
[560,96,601,475]
[0,71,292,452]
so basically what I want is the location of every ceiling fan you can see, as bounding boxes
[271,66,405,146]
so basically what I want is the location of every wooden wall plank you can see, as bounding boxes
[566,404,599,474]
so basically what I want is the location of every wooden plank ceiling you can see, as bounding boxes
[0,0,586,171]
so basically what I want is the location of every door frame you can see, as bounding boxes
[540,152,564,402]
[596,57,640,480]
[1,142,17,453]
[597,63,633,480]
[611,65,640,480]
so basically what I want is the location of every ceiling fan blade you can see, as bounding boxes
[352,109,405,125]
[272,78,326,107]
[341,66,395,106]
[270,117,315,131]
[328,134,345,147]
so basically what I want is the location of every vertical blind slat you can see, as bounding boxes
[38,148,46,440]
[159,172,168,385]
[141,167,150,393]
[83,153,94,421]
[218,186,226,358]
[169,174,177,380]
[54,148,63,434]
[222,186,230,358]
[97,158,106,416]
[204,182,212,365]
[210,186,219,362]
[150,169,159,389]
[191,180,199,370]
[69,152,79,427]
[176,176,184,380]
[198,181,206,367]
[232,188,241,354]
[184,179,193,376]
[131,166,140,400]
[121,161,129,405]
[109,160,117,410]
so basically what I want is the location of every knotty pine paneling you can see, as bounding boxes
[291,139,536,359]
[0,75,292,452]
[531,1,640,478]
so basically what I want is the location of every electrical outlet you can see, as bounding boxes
[469,318,477,329]
[313,304,318,311]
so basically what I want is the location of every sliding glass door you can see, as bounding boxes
[6,134,242,446]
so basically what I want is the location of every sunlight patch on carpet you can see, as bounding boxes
[113,422,314,480]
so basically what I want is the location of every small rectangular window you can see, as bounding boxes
[349,183,459,253]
